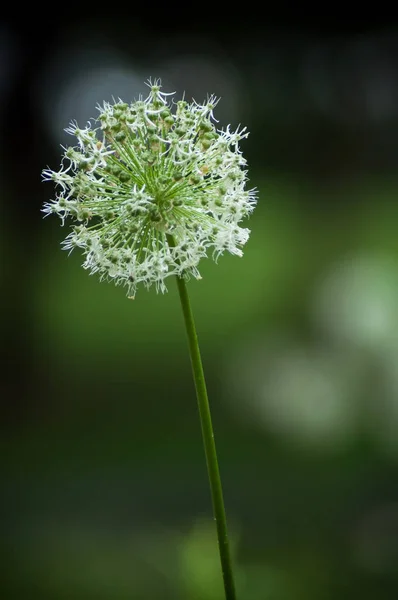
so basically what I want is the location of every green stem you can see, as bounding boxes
[174,273,237,600]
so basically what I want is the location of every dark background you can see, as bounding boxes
[1,16,398,599]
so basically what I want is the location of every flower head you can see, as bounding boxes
[42,79,257,297]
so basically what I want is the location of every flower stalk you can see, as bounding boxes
[174,266,237,599]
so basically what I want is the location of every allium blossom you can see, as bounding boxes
[42,79,257,297]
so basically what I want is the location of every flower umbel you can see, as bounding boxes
[42,79,257,297]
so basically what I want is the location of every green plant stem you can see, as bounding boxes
[174,273,237,600]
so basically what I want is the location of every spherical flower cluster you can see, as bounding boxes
[42,79,257,297]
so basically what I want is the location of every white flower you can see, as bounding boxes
[42,78,257,297]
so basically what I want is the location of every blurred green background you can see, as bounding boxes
[1,16,398,599]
